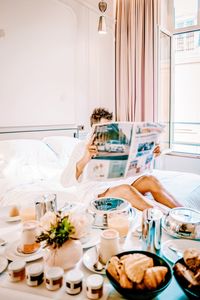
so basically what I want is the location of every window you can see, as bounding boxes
[174,0,198,29]
[172,0,200,155]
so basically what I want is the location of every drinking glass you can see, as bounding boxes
[107,212,130,239]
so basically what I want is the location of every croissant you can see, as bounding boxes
[120,254,134,262]
[184,248,200,272]
[107,256,133,289]
[107,256,120,282]
[124,253,154,283]
[118,262,133,289]
[143,266,168,290]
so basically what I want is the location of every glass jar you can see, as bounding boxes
[65,269,83,295]
[8,260,26,282]
[45,266,64,291]
[86,274,104,299]
[26,263,44,286]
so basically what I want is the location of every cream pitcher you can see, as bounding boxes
[141,208,163,255]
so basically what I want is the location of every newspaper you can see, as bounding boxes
[86,122,164,180]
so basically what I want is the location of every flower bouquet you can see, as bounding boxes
[36,211,89,269]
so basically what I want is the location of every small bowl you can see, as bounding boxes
[173,258,200,299]
[87,197,135,228]
[106,250,172,300]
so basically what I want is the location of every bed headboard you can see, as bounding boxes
[0,124,84,140]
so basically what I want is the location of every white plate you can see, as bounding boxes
[0,206,21,223]
[81,229,101,249]
[0,256,8,273]
[161,239,200,264]
[6,216,21,223]
[5,241,43,262]
[82,247,106,275]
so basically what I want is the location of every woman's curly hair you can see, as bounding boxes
[90,107,113,126]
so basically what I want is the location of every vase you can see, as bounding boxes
[43,239,83,270]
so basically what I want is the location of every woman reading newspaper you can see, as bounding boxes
[61,108,182,211]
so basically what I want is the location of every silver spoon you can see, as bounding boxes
[93,246,105,272]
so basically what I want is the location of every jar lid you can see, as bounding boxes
[8,260,26,272]
[45,267,64,280]
[26,263,43,276]
[66,270,83,283]
[86,274,103,289]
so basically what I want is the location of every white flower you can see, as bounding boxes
[40,211,57,232]
[69,214,90,239]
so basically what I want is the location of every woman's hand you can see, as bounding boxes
[84,134,98,162]
[153,145,161,158]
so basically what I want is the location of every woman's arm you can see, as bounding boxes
[76,136,97,179]
[61,136,97,187]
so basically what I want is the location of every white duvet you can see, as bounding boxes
[0,138,199,211]
[0,169,200,211]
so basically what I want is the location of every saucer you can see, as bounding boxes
[81,229,101,249]
[6,216,21,223]
[161,239,200,264]
[0,206,21,223]
[15,245,42,257]
[0,257,8,273]
[82,247,106,275]
[5,241,43,262]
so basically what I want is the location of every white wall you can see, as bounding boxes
[0,0,115,134]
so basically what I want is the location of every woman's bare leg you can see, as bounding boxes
[98,184,152,211]
[131,175,182,208]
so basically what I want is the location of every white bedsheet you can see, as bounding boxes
[0,178,78,209]
[0,169,199,211]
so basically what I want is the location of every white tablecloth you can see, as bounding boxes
[0,214,190,300]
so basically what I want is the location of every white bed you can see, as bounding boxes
[0,136,199,211]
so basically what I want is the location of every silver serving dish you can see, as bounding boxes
[162,207,200,240]
[87,197,136,229]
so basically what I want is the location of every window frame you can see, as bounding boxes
[170,0,200,157]
[157,27,173,150]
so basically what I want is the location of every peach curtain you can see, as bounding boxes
[115,0,159,122]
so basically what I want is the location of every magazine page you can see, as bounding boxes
[86,122,133,180]
[125,122,164,177]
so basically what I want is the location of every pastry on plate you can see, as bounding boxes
[184,248,200,272]
[9,206,20,217]
[173,262,199,288]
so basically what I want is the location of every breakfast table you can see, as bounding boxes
[0,211,196,300]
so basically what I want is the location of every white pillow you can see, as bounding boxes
[43,136,81,166]
[0,139,60,181]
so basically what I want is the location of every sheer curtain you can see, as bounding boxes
[115,0,159,122]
